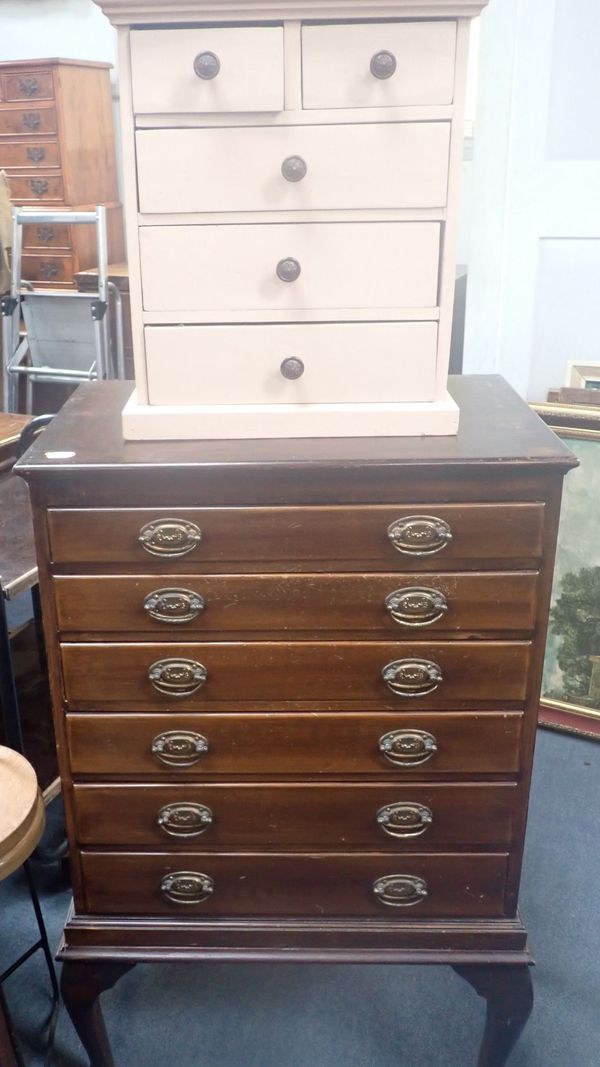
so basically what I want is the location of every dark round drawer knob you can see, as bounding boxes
[373,874,428,907]
[370,50,397,79]
[281,155,307,182]
[193,51,220,79]
[276,257,301,282]
[280,357,305,380]
[382,658,443,698]
[160,871,214,905]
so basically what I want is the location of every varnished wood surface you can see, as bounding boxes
[47,502,545,570]
[60,639,532,708]
[53,571,539,637]
[66,711,523,778]
[16,376,576,476]
[80,850,509,918]
[72,781,518,848]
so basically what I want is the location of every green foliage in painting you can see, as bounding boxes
[549,566,600,702]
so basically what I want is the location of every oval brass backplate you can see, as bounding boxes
[372,874,428,907]
[151,730,209,767]
[376,802,433,838]
[160,871,214,904]
[385,587,448,627]
[148,658,207,698]
[378,729,438,767]
[143,588,205,624]
[381,658,443,698]
[387,516,452,556]
[138,518,202,558]
[157,802,213,837]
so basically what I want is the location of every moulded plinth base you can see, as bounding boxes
[121,390,460,441]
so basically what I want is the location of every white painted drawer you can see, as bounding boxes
[136,122,450,214]
[130,26,284,114]
[139,222,440,314]
[145,321,438,406]
[302,21,457,110]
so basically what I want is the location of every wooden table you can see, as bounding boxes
[16,375,576,1067]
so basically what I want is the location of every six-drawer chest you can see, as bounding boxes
[17,376,576,1066]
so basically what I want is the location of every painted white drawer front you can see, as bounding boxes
[136,122,451,214]
[302,21,457,110]
[139,222,440,314]
[145,321,438,406]
[130,26,284,114]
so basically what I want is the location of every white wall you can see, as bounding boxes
[0,0,116,67]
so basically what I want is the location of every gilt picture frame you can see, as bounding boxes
[532,402,600,739]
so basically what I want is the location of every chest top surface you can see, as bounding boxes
[16,376,575,482]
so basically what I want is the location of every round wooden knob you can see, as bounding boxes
[280,358,305,380]
[281,156,307,182]
[193,51,220,80]
[370,50,397,79]
[276,257,301,282]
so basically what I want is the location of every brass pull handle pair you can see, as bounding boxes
[160,871,427,907]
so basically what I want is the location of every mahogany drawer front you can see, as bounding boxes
[0,107,57,137]
[66,711,524,778]
[2,72,55,102]
[301,21,457,110]
[0,140,60,169]
[80,851,509,917]
[136,123,451,214]
[21,254,74,287]
[73,782,518,849]
[60,640,531,709]
[139,222,440,315]
[130,26,284,114]
[54,572,538,637]
[9,175,65,203]
[145,322,438,407]
[47,503,546,569]
[22,222,71,252]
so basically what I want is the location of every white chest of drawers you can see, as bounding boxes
[94,0,488,440]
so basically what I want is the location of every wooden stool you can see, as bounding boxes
[0,745,59,1064]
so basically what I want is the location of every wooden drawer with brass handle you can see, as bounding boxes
[0,106,57,137]
[2,71,55,102]
[47,503,545,569]
[60,640,532,709]
[8,175,65,203]
[0,140,61,170]
[72,781,518,849]
[66,711,524,778]
[20,254,75,287]
[80,850,510,917]
[53,571,538,637]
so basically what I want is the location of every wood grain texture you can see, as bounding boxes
[72,781,518,848]
[80,850,509,917]
[60,639,532,708]
[47,502,545,569]
[65,711,524,777]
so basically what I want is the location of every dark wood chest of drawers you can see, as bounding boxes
[17,375,575,1062]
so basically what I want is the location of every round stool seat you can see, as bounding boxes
[0,746,45,881]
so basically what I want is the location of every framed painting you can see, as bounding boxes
[532,402,600,739]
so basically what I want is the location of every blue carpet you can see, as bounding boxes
[1,728,598,1067]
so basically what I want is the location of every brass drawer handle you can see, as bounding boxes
[39,262,59,280]
[378,729,438,767]
[37,226,55,244]
[382,658,442,698]
[30,179,49,197]
[373,874,428,907]
[144,588,205,624]
[376,802,433,838]
[148,658,207,697]
[22,111,41,130]
[27,146,46,163]
[157,802,213,838]
[19,77,40,97]
[385,587,448,627]
[370,50,397,79]
[193,51,220,79]
[160,871,214,905]
[138,518,202,558]
[151,730,209,766]
[281,155,307,182]
[387,515,453,556]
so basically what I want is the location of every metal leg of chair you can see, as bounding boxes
[0,591,25,754]
[22,861,60,1006]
